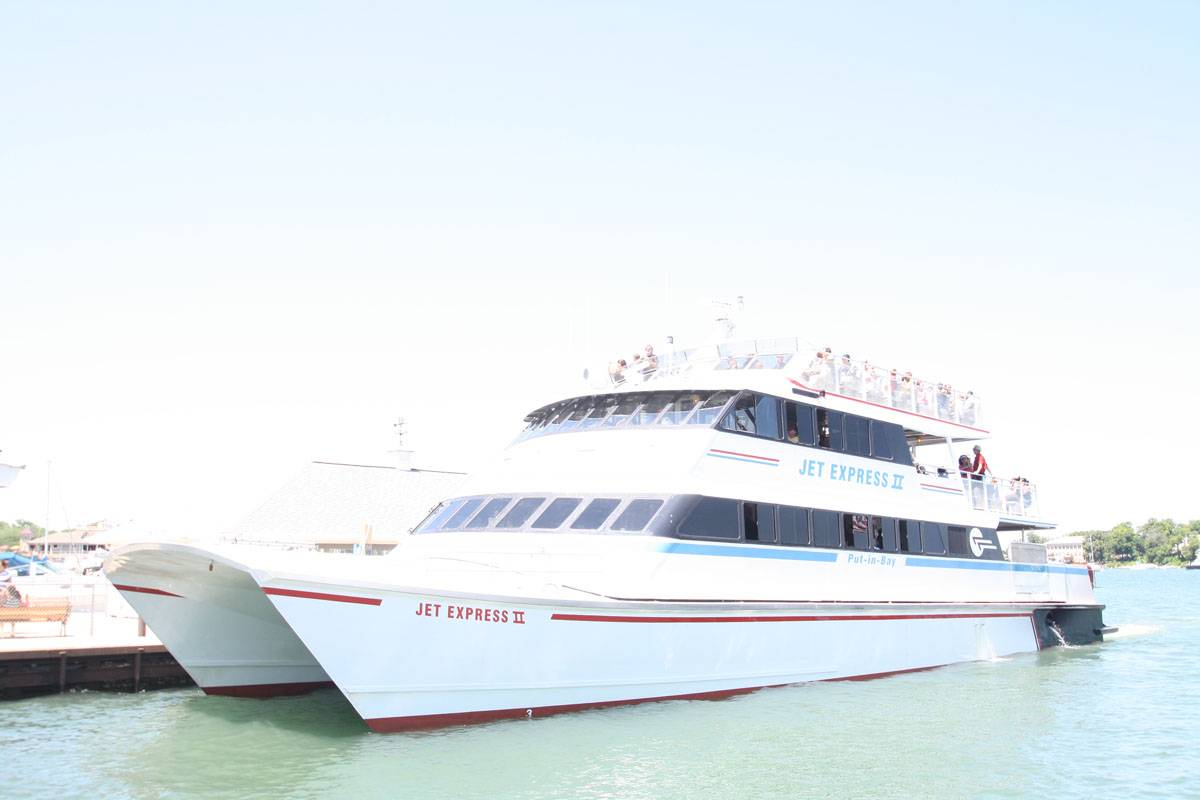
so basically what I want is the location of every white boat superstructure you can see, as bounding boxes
[107,336,1106,730]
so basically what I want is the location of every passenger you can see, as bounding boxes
[936,383,953,418]
[958,455,973,478]
[610,359,628,385]
[787,426,801,444]
[894,371,914,409]
[838,354,860,396]
[970,444,990,480]
[800,348,830,386]
[0,560,19,608]
[959,390,977,424]
[643,344,659,372]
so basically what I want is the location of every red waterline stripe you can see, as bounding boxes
[203,680,335,698]
[111,583,181,598]
[364,662,962,733]
[708,448,780,463]
[261,587,382,606]
[787,378,989,435]
[551,612,1030,624]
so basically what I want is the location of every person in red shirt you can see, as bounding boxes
[971,444,990,480]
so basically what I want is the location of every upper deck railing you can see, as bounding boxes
[915,462,1042,520]
[605,338,984,429]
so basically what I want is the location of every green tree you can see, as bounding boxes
[0,520,45,549]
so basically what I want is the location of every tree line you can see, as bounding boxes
[1030,519,1200,566]
[0,520,47,549]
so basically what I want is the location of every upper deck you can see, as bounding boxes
[592,337,987,439]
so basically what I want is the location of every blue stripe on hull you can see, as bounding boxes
[659,542,838,562]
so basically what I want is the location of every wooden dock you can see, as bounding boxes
[0,642,194,698]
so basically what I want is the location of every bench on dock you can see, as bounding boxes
[0,601,71,637]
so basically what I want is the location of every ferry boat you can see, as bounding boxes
[106,336,1107,730]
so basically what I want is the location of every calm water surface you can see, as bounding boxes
[1,569,1195,800]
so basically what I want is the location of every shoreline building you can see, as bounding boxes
[1045,535,1086,564]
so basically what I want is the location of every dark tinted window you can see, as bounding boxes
[660,394,702,425]
[611,499,664,531]
[444,498,484,529]
[678,497,740,540]
[778,506,810,546]
[898,519,921,553]
[496,497,546,529]
[692,392,734,425]
[743,502,777,543]
[875,517,898,551]
[844,513,870,549]
[630,396,669,426]
[580,398,617,429]
[922,521,947,554]
[844,416,871,457]
[812,509,841,548]
[466,497,513,529]
[532,497,581,528]
[870,422,894,460]
[720,393,758,434]
[604,396,644,427]
[818,409,844,450]
[570,498,621,530]
[784,403,817,445]
[947,525,970,556]
[754,395,782,440]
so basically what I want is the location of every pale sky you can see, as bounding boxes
[2,2,1198,537]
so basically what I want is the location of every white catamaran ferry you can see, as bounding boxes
[106,336,1107,731]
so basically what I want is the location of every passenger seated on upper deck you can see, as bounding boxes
[799,348,832,386]
[642,344,658,372]
[610,359,628,385]
[837,354,860,395]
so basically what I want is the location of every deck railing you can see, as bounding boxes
[917,464,1040,519]
[605,339,983,428]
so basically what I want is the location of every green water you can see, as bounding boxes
[2,569,1195,800]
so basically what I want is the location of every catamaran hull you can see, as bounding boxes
[260,581,1055,732]
[105,544,331,696]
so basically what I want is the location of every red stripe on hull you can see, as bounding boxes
[551,612,1032,623]
[364,661,999,733]
[112,583,182,598]
[262,587,382,606]
[203,680,335,698]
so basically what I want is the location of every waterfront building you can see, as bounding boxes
[1045,535,1086,563]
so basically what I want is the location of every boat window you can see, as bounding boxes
[629,395,670,426]
[692,391,734,425]
[677,497,740,540]
[659,394,702,426]
[875,517,898,552]
[604,395,645,427]
[444,498,484,529]
[843,513,870,549]
[532,497,582,529]
[812,509,840,548]
[817,409,844,450]
[610,499,664,532]
[869,422,893,461]
[784,402,817,445]
[778,506,810,546]
[415,499,464,532]
[570,498,622,530]
[580,397,618,429]
[898,519,921,553]
[921,522,947,555]
[496,497,546,529]
[947,525,970,556]
[720,393,758,434]
[753,395,782,440]
[558,401,592,432]
[465,497,514,529]
[844,415,871,457]
[743,502,777,544]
